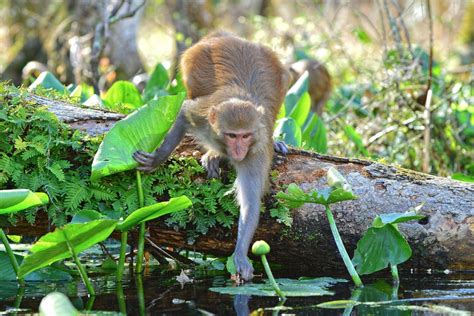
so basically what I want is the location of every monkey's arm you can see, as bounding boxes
[233,160,268,281]
[133,110,188,172]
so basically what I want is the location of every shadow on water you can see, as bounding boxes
[0,267,473,315]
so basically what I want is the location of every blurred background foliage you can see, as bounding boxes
[0,0,472,179]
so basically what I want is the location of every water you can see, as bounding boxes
[1,267,473,315]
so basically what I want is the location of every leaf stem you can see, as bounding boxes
[116,231,128,282]
[261,255,286,300]
[0,228,24,285]
[325,205,363,287]
[136,170,146,274]
[63,230,95,296]
[391,264,399,285]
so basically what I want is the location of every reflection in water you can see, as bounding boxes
[233,294,250,316]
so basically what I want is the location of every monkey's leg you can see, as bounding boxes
[133,111,188,172]
[273,140,289,155]
[201,150,221,178]
[233,161,267,281]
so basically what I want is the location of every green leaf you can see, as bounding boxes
[91,93,185,181]
[210,277,346,297]
[289,92,311,127]
[274,118,302,147]
[0,189,49,214]
[144,63,170,101]
[352,225,412,275]
[226,254,237,275]
[451,173,474,183]
[116,196,192,231]
[70,209,105,223]
[352,27,372,44]
[0,252,72,281]
[103,80,143,113]
[39,292,78,316]
[18,219,117,278]
[28,71,66,93]
[303,114,327,153]
[343,125,369,157]
[168,71,187,95]
[372,211,425,228]
[277,183,357,208]
[285,71,309,114]
[327,187,357,204]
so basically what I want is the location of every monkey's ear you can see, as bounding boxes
[208,106,218,125]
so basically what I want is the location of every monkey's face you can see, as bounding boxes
[223,131,254,162]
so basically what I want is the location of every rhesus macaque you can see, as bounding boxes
[289,59,332,116]
[133,32,290,281]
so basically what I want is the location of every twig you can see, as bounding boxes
[383,0,404,56]
[422,89,432,173]
[425,0,434,93]
[391,0,414,57]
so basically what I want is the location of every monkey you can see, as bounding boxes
[133,32,290,281]
[289,59,332,117]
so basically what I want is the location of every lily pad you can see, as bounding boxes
[210,277,346,297]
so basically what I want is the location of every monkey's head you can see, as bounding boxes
[209,99,264,162]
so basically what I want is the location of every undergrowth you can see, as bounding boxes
[0,83,290,236]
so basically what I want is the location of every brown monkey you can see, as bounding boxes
[289,59,332,116]
[133,32,290,281]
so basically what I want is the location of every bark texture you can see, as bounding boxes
[4,96,474,273]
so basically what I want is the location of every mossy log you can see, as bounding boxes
[6,95,474,274]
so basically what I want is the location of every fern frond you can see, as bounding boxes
[47,163,65,182]
[64,182,89,210]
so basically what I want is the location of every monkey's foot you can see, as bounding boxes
[201,151,221,178]
[273,140,289,155]
[234,254,254,281]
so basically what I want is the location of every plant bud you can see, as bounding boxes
[252,240,270,256]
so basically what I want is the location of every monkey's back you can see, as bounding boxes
[180,34,289,115]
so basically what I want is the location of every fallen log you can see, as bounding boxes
[4,95,474,274]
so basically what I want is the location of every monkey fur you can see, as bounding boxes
[134,32,289,281]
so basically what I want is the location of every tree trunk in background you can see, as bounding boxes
[165,0,214,78]
[71,0,145,86]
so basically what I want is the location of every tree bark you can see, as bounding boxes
[4,96,473,273]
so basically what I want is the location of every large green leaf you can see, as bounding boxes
[117,196,192,231]
[210,277,346,297]
[289,92,311,127]
[18,219,117,278]
[0,189,49,214]
[0,251,72,281]
[91,93,186,181]
[28,71,66,93]
[284,71,309,114]
[304,115,327,153]
[144,63,169,101]
[352,225,412,275]
[103,80,143,113]
[274,118,302,147]
[277,182,357,208]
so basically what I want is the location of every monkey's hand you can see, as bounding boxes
[133,150,166,172]
[273,140,289,155]
[201,150,221,178]
[234,252,254,282]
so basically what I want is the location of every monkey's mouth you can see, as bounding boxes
[229,149,248,162]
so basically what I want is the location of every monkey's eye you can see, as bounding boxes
[226,133,237,139]
[242,133,252,139]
